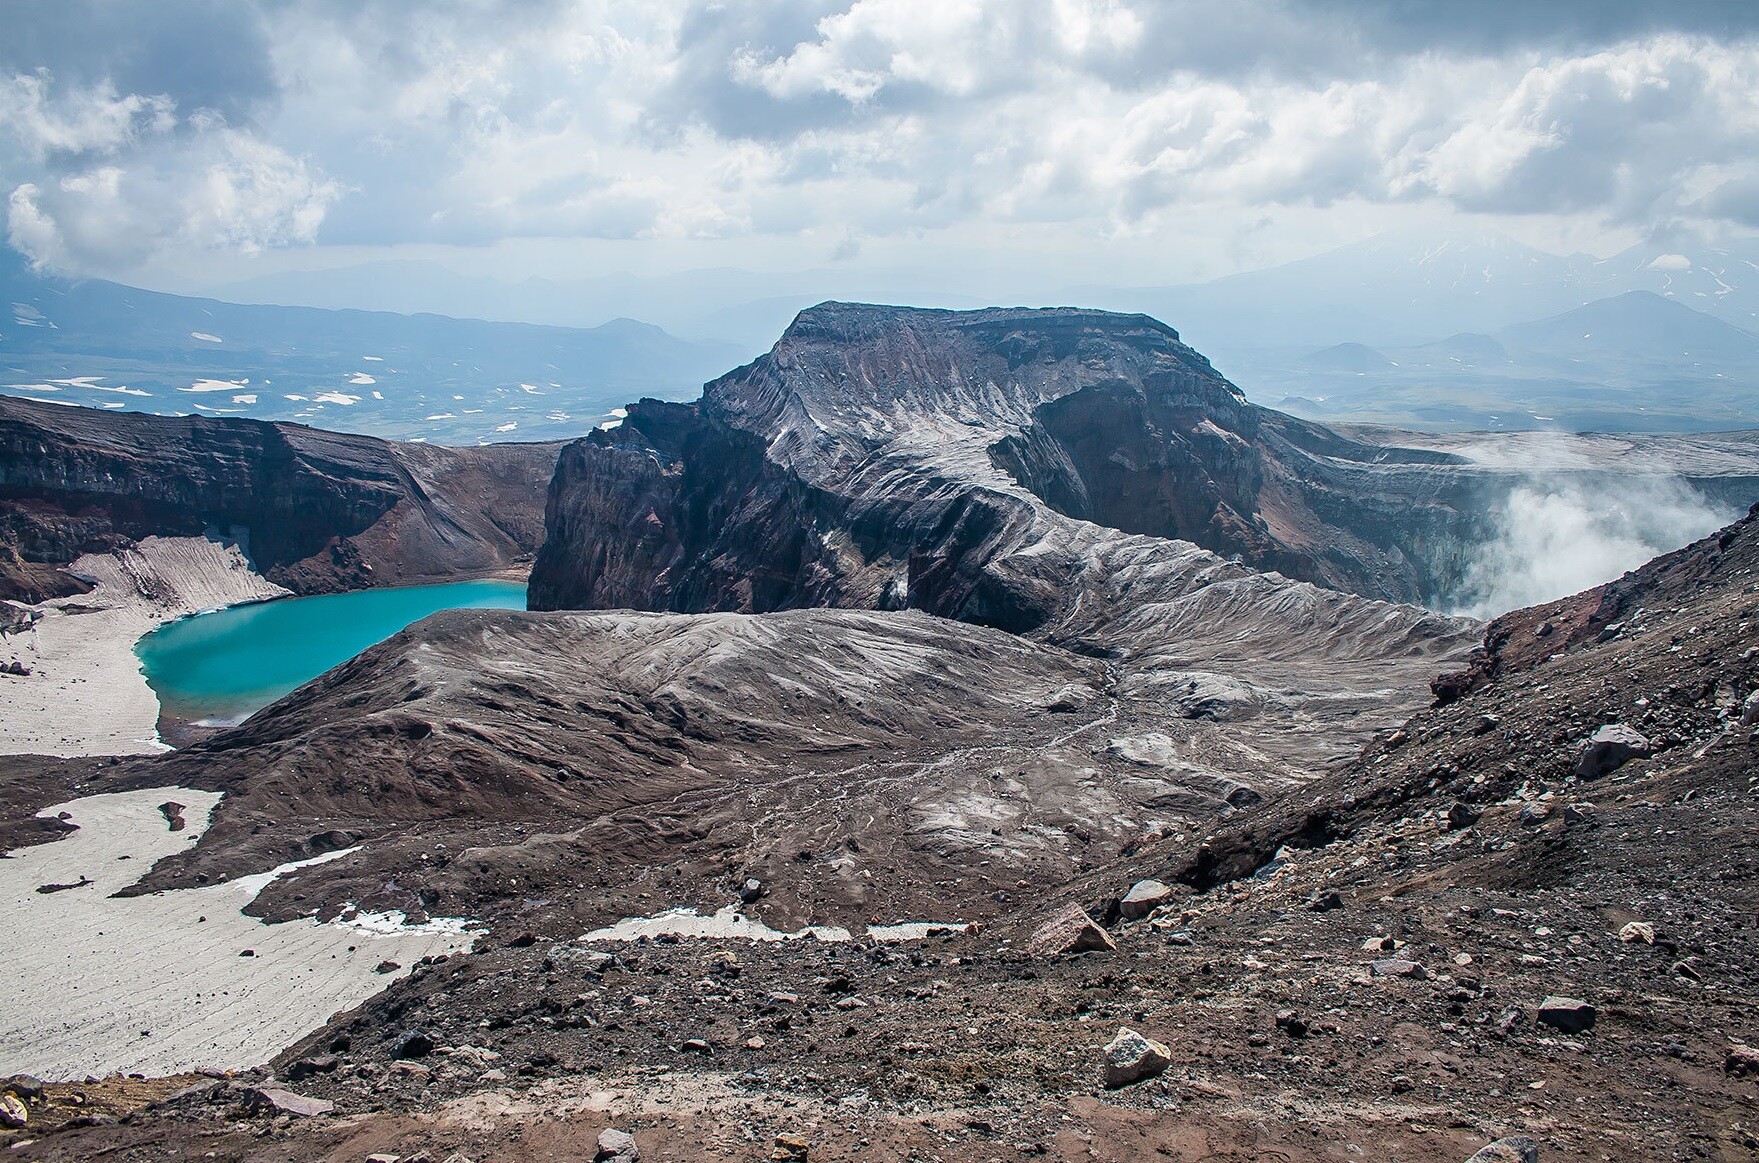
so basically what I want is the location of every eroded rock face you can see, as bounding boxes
[531,303,1484,615]
[0,396,559,601]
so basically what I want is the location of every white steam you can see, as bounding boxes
[1449,475,1733,619]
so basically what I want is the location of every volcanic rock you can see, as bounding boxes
[594,1127,640,1162]
[1027,904,1117,956]
[1464,1138,1540,1163]
[1119,879,1174,920]
[1536,997,1597,1034]
[0,395,557,601]
[770,1133,810,1162]
[1371,958,1427,979]
[1101,1027,1172,1088]
[1575,724,1651,778]
[243,1087,333,1118]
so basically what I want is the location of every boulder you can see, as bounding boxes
[1119,879,1174,920]
[284,1054,339,1081]
[2,1076,44,1103]
[1025,903,1116,957]
[243,1087,333,1118]
[394,1030,435,1059]
[1101,1027,1172,1088]
[771,1132,810,1162]
[1743,690,1759,726]
[1618,921,1654,944]
[1464,1137,1540,1163]
[1370,958,1427,979]
[0,1094,26,1129]
[595,1127,640,1162]
[1536,996,1596,1033]
[1726,1043,1759,1077]
[1575,724,1650,778]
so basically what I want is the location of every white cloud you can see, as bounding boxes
[2,73,341,268]
[8,5,1759,272]
[0,70,175,159]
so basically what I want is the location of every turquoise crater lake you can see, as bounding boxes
[137,579,528,726]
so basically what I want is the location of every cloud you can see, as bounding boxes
[0,71,175,159]
[1446,475,1734,617]
[1,73,341,269]
[6,1,1759,270]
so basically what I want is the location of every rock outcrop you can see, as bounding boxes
[529,304,1759,618]
[0,396,560,601]
[530,303,1488,614]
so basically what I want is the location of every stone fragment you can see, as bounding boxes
[771,1132,810,1162]
[285,1054,339,1081]
[374,960,401,974]
[1101,1027,1171,1088]
[1025,903,1116,957]
[1119,879,1174,920]
[1370,958,1427,979]
[1308,890,1344,912]
[1742,690,1759,726]
[1464,1137,1540,1163]
[1446,801,1481,830]
[365,1155,400,1163]
[595,1127,640,1162]
[2,1077,43,1102]
[738,878,765,904]
[1618,921,1654,944]
[394,1030,435,1059]
[244,1087,333,1118]
[1575,724,1650,778]
[1274,1010,1308,1038]
[1518,802,1552,826]
[1536,996,1596,1034]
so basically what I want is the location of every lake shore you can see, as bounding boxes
[0,537,289,758]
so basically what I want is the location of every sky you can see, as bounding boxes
[5,0,1759,292]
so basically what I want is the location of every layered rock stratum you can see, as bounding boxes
[0,396,560,602]
[529,303,1759,614]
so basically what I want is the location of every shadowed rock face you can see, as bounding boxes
[0,397,560,601]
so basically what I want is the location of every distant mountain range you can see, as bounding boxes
[1249,290,1759,432]
[8,226,1759,436]
[0,250,740,444]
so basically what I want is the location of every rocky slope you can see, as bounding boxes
[9,494,1757,1162]
[3,304,1758,1161]
[530,303,1759,613]
[0,397,561,601]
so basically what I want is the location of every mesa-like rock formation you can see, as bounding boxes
[530,304,1759,618]
[530,303,1485,614]
[0,397,560,601]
